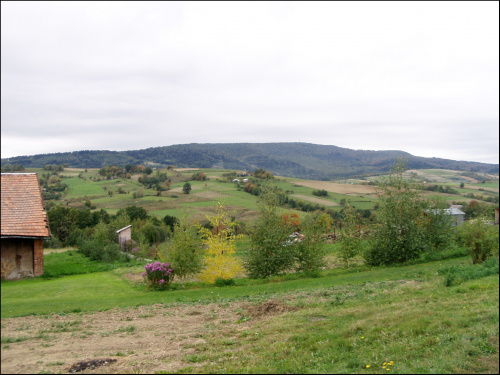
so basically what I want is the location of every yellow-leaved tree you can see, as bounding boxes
[198,202,244,284]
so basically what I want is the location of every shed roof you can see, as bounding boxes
[445,208,466,216]
[116,225,132,233]
[426,208,465,216]
[1,173,51,238]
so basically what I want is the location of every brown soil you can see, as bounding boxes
[44,248,76,255]
[245,300,299,318]
[290,194,339,206]
[0,300,295,374]
[290,180,378,196]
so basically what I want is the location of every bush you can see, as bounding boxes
[163,215,179,231]
[66,228,87,247]
[79,239,129,263]
[102,244,128,263]
[138,221,170,245]
[312,189,328,197]
[43,236,63,249]
[214,278,236,287]
[142,262,175,290]
[457,218,499,264]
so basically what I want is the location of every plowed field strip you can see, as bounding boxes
[290,194,339,206]
[290,181,377,195]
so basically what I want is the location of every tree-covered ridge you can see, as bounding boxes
[2,142,498,180]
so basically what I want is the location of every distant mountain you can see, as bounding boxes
[2,143,498,180]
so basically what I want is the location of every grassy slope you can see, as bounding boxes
[31,167,499,225]
[1,255,498,374]
[0,256,493,318]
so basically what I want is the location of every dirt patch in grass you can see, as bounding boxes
[245,299,299,318]
[1,302,255,374]
[68,358,117,373]
[1,297,304,374]
[44,248,76,255]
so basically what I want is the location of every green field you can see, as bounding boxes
[1,251,498,374]
[28,167,498,226]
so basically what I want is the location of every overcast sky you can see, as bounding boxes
[1,2,499,164]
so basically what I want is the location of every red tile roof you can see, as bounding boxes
[1,173,51,238]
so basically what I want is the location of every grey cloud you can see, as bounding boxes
[1,2,498,164]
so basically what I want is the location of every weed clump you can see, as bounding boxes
[438,257,499,286]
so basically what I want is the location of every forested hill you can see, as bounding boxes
[2,143,498,180]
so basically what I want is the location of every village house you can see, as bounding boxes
[1,173,51,279]
[425,207,466,227]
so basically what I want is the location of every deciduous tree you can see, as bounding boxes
[198,203,244,284]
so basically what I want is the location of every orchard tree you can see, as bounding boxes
[245,186,295,278]
[457,215,499,264]
[338,205,364,267]
[365,159,429,266]
[294,211,330,272]
[183,182,192,194]
[159,216,203,281]
[421,197,455,252]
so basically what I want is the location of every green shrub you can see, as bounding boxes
[102,244,128,263]
[65,228,87,247]
[438,257,499,286]
[214,278,236,287]
[43,236,63,249]
[457,218,499,264]
[79,239,129,263]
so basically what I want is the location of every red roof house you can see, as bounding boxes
[1,173,51,279]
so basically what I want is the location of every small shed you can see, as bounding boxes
[1,173,51,279]
[116,225,132,250]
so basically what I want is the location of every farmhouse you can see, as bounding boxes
[1,173,51,279]
[425,207,466,226]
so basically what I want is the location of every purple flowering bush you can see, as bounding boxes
[141,261,175,290]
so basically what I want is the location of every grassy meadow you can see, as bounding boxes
[1,249,498,374]
[27,166,499,227]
